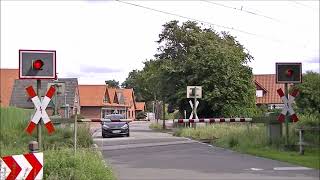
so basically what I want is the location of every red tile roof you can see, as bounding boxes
[254,74,285,104]
[0,69,19,107]
[79,85,134,108]
[117,88,136,109]
[79,85,105,106]
[136,102,145,111]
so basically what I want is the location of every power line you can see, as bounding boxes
[291,1,316,9]
[201,0,281,22]
[115,0,258,36]
[114,0,301,46]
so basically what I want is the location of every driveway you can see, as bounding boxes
[92,121,319,180]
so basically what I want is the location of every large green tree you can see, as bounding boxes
[294,71,320,114]
[105,79,120,88]
[124,20,257,117]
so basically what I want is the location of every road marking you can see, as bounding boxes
[273,167,312,171]
[100,140,196,151]
[250,168,264,171]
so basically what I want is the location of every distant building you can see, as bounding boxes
[79,85,139,120]
[254,74,285,109]
[0,69,19,107]
[135,102,146,114]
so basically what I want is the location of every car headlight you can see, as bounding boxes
[121,124,128,129]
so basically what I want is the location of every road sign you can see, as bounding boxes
[0,152,43,180]
[25,85,56,134]
[276,63,302,83]
[277,88,299,122]
[187,86,202,98]
[19,50,56,79]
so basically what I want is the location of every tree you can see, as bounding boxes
[105,80,120,88]
[124,20,256,117]
[154,20,256,117]
[294,71,320,114]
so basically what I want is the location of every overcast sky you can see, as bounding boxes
[1,1,319,84]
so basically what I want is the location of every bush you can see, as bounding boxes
[290,113,320,146]
[70,114,85,119]
[44,148,115,180]
[149,123,163,130]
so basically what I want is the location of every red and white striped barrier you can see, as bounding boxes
[0,152,43,180]
[25,86,56,134]
[277,88,299,122]
[173,118,252,123]
[78,118,133,123]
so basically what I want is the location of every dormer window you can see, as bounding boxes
[103,96,109,103]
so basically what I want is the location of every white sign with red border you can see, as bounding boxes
[0,152,43,180]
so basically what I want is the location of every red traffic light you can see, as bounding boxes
[32,59,44,70]
[286,69,293,77]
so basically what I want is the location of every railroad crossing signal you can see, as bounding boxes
[25,85,56,134]
[19,50,56,79]
[276,63,302,83]
[187,86,202,119]
[277,88,299,123]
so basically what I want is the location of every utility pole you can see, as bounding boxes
[74,106,78,155]
[284,83,289,146]
[162,100,166,129]
[36,80,42,150]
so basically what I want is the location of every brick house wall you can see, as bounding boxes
[81,106,101,119]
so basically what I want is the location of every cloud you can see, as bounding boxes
[80,64,122,74]
[304,56,319,64]
[64,72,82,78]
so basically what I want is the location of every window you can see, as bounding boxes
[103,96,109,103]
[256,90,263,97]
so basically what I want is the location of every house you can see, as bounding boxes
[79,85,138,119]
[0,69,19,107]
[135,102,146,114]
[254,74,285,109]
[9,78,80,117]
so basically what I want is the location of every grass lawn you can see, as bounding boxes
[0,107,116,180]
[241,147,319,169]
[173,122,320,169]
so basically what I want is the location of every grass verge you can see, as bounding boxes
[44,148,115,180]
[174,123,320,169]
[0,107,116,180]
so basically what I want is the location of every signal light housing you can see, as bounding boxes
[276,63,302,84]
[19,50,56,79]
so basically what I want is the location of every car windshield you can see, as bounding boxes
[104,114,124,120]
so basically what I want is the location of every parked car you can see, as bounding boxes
[101,114,129,138]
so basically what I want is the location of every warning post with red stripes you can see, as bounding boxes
[275,62,302,146]
[19,49,57,150]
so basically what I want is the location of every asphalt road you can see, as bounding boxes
[92,121,319,180]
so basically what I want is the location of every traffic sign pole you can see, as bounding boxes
[36,80,42,150]
[285,83,289,146]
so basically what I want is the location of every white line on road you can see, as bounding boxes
[273,167,313,171]
[100,140,196,151]
[250,168,264,171]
